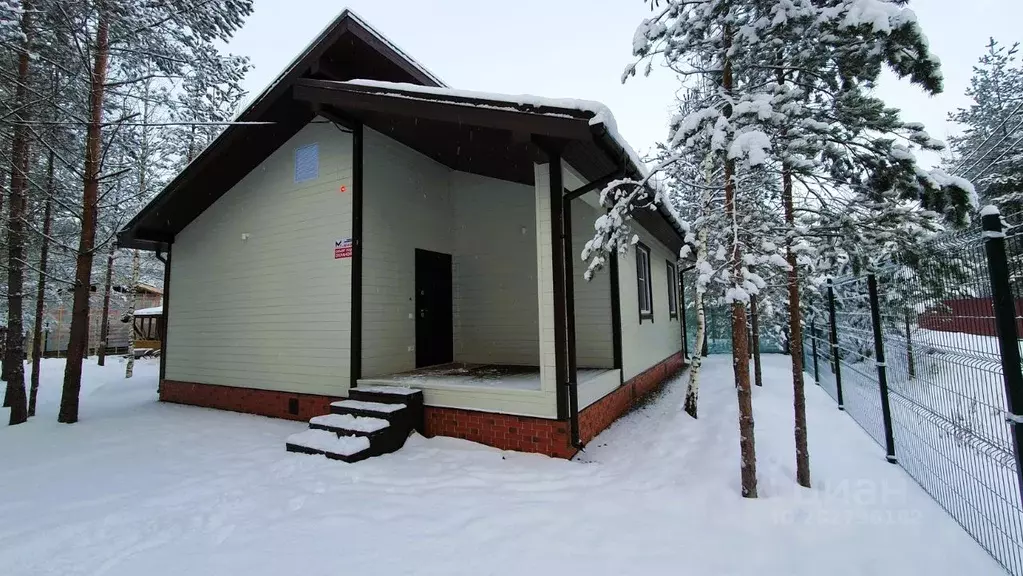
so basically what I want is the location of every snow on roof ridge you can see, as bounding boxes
[344,79,653,182]
[343,10,446,87]
[345,79,607,116]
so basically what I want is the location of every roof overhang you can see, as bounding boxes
[117,9,444,251]
[295,80,684,253]
[117,14,683,255]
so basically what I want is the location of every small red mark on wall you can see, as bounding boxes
[339,185,348,192]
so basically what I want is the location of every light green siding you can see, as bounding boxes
[166,120,354,396]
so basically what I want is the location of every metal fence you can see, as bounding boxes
[682,268,787,355]
[804,210,1023,575]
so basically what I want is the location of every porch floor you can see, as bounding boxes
[358,363,613,392]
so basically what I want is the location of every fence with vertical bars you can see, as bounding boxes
[803,208,1023,575]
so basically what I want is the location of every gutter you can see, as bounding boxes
[589,123,687,242]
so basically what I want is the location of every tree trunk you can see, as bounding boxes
[783,163,811,487]
[59,9,109,424]
[683,281,707,418]
[29,151,55,417]
[684,154,713,419]
[5,1,35,425]
[125,250,139,379]
[723,25,757,498]
[751,294,763,387]
[97,243,115,366]
[775,64,811,488]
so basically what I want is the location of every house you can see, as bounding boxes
[116,10,687,459]
[39,283,162,357]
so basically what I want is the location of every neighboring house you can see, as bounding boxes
[117,10,686,459]
[40,283,162,356]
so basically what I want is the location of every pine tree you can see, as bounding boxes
[4,0,34,425]
[56,0,254,422]
[948,38,1023,213]
[587,0,975,494]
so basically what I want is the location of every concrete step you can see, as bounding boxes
[330,399,408,423]
[309,413,390,437]
[285,429,372,463]
[349,386,422,405]
[349,387,424,433]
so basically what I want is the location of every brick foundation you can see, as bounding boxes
[159,351,685,459]
[160,380,338,422]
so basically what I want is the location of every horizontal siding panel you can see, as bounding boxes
[167,120,353,393]
[451,171,539,366]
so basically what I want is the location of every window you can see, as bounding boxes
[667,260,679,319]
[294,143,319,183]
[636,242,653,322]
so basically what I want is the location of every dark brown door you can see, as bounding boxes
[415,249,453,368]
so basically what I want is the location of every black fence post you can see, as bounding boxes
[827,279,845,410]
[982,209,1023,503]
[867,273,898,464]
[904,309,916,379]
[810,317,820,386]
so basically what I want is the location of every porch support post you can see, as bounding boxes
[609,228,624,384]
[548,154,569,421]
[350,122,364,389]
[533,158,569,421]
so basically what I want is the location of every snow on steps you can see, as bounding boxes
[310,413,389,434]
[287,387,424,463]
[331,399,405,413]
[286,429,372,462]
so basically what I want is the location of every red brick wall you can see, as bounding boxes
[423,407,576,458]
[160,380,336,421]
[917,297,1023,337]
[159,351,685,459]
[421,352,685,457]
[578,352,685,445]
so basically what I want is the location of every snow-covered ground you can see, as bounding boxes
[0,355,1002,575]
[812,325,1023,574]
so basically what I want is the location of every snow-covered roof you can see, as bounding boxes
[120,12,680,253]
[344,11,444,87]
[118,10,445,251]
[241,11,445,125]
[343,80,649,178]
[134,306,163,317]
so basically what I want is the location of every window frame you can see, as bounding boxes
[294,143,320,183]
[666,259,679,320]
[636,242,654,323]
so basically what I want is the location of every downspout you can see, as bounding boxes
[562,195,581,449]
[155,245,171,384]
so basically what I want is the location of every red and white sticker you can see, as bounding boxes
[334,237,353,259]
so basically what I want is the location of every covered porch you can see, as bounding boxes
[296,79,684,439]
[358,363,621,412]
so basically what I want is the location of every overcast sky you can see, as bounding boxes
[228,0,1023,169]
